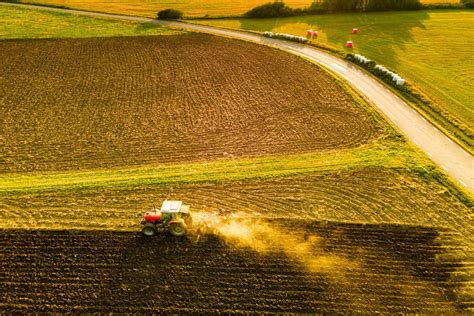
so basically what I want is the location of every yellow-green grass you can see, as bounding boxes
[196,10,474,150]
[0,5,181,39]
[10,0,460,18]
[0,138,421,195]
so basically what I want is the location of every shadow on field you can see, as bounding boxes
[134,22,164,32]
[0,220,470,313]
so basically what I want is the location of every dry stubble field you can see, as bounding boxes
[0,33,472,313]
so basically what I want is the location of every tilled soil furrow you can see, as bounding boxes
[0,226,468,314]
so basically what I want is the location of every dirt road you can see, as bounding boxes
[1,2,472,192]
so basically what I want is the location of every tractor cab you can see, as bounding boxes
[160,200,190,214]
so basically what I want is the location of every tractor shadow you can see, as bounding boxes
[0,220,470,313]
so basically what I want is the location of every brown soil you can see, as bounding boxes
[0,222,469,313]
[0,34,379,173]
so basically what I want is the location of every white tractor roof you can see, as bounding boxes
[160,200,182,213]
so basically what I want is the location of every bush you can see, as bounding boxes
[244,1,295,18]
[157,9,183,20]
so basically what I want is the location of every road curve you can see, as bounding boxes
[2,2,473,193]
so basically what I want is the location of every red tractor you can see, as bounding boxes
[141,200,193,237]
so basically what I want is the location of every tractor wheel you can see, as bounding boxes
[169,222,187,237]
[142,223,156,237]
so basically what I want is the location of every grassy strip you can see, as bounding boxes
[410,165,474,208]
[0,4,181,39]
[0,140,420,195]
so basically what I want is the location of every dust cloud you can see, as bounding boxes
[191,211,357,274]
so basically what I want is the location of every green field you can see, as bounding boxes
[0,5,180,39]
[196,10,474,150]
[10,0,461,17]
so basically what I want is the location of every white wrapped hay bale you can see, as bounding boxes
[263,31,274,38]
[353,54,371,65]
[361,61,406,88]
[270,32,309,43]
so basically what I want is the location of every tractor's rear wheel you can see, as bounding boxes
[169,222,187,237]
[142,223,156,237]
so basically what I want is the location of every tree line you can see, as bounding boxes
[311,0,422,12]
[156,0,471,19]
[243,0,472,19]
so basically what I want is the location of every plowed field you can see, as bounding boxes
[2,168,472,313]
[0,34,379,173]
[0,222,469,313]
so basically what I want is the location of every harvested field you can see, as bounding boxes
[0,34,380,173]
[2,168,472,247]
[0,223,470,313]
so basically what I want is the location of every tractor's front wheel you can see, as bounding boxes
[169,222,187,237]
[142,223,156,237]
